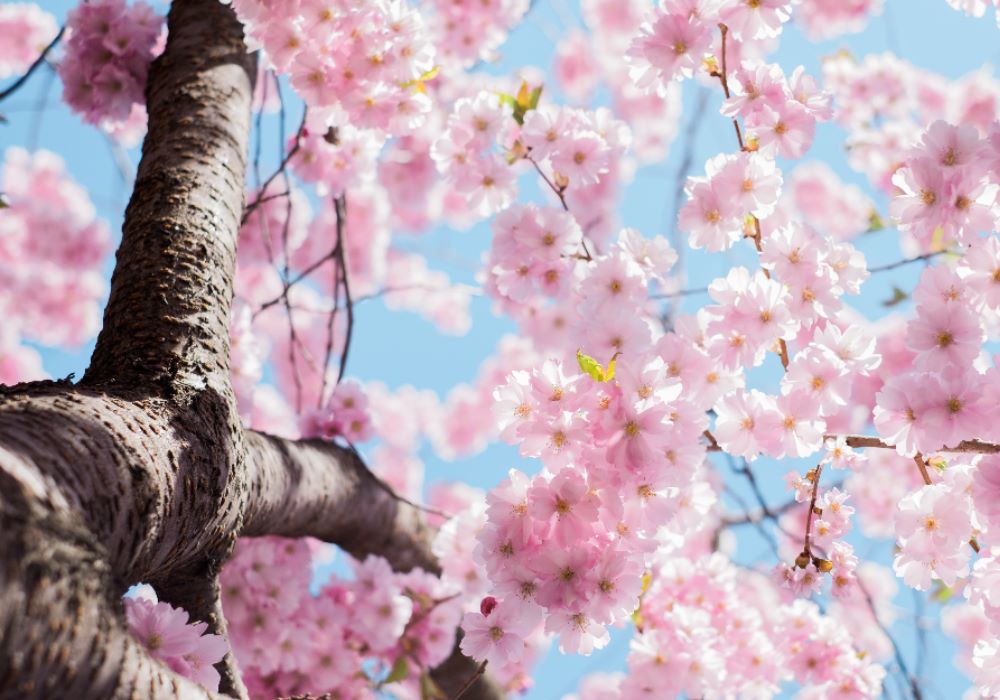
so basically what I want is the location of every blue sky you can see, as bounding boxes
[5,0,999,697]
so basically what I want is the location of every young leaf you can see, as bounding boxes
[577,349,623,383]
[577,349,607,382]
[605,351,621,382]
[528,85,543,109]
[516,80,531,109]
[866,210,885,233]
[384,656,409,685]
[402,65,442,92]
[882,286,908,307]
[931,581,954,603]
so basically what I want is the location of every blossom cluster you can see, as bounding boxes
[0,2,57,79]
[57,0,163,135]
[431,92,631,237]
[220,537,465,699]
[124,588,228,692]
[943,601,1000,697]
[225,0,435,134]
[420,0,529,68]
[473,332,722,659]
[300,378,375,444]
[555,0,682,164]
[872,219,1000,456]
[557,556,885,699]
[0,147,112,349]
[627,0,798,91]
[822,52,1000,198]
[793,0,883,41]
[893,463,977,589]
[889,120,1000,251]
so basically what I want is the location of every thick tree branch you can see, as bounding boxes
[242,432,438,572]
[84,0,255,397]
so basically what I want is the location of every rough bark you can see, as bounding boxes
[84,0,253,398]
[242,433,439,573]
[0,0,502,698]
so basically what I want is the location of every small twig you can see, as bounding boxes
[525,153,593,261]
[241,108,307,226]
[333,195,353,385]
[912,453,932,486]
[712,24,744,151]
[801,463,824,559]
[857,577,923,700]
[868,250,950,273]
[0,26,64,103]
[451,660,488,700]
[702,429,720,450]
[719,479,844,529]
[715,484,783,558]
[722,453,797,542]
[705,434,1000,455]
[354,283,483,305]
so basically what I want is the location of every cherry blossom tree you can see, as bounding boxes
[2,0,1000,699]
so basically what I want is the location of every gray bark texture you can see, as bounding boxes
[0,1,503,698]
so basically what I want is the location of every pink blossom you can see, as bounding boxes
[794,0,883,40]
[0,3,58,79]
[58,0,163,128]
[553,29,601,103]
[460,600,541,667]
[905,301,983,369]
[125,593,228,691]
[627,11,712,89]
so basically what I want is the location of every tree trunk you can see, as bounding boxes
[0,1,502,698]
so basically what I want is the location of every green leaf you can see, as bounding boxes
[605,352,620,382]
[528,85,543,110]
[401,65,442,92]
[0,192,8,209]
[866,210,884,233]
[384,656,409,685]
[577,350,622,383]
[420,672,447,700]
[882,286,908,308]
[631,606,644,632]
[577,349,608,382]
[516,81,531,109]
[931,581,954,603]
[498,81,544,125]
